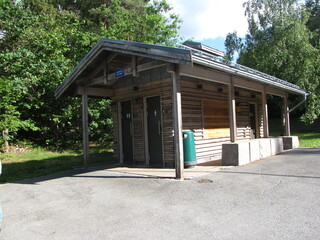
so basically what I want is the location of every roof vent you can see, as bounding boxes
[182,41,225,57]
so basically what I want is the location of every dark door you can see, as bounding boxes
[121,101,133,164]
[249,103,257,138]
[147,96,163,166]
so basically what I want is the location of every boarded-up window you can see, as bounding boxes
[203,100,230,138]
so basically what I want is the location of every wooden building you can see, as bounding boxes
[55,39,309,179]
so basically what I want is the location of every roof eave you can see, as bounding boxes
[192,56,309,96]
[55,39,192,99]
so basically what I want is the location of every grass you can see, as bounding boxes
[269,117,320,148]
[293,133,320,147]
[0,146,116,183]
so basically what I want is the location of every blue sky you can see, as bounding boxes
[166,0,248,52]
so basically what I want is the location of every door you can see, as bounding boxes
[121,101,133,164]
[147,96,163,166]
[249,103,258,138]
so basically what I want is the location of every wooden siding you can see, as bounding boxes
[112,77,174,165]
[181,79,263,163]
[180,79,229,163]
[111,68,266,166]
[203,99,230,138]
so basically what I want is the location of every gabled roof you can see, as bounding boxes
[55,39,309,98]
[55,39,192,98]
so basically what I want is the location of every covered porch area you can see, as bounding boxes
[55,39,309,180]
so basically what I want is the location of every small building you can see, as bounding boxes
[55,39,309,179]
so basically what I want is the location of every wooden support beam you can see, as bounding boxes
[132,56,139,77]
[88,60,105,80]
[262,86,269,138]
[82,87,90,167]
[106,52,118,64]
[77,52,117,85]
[180,65,289,97]
[118,102,124,164]
[233,76,264,92]
[179,64,230,85]
[89,60,166,86]
[170,64,184,180]
[229,76,237,142]
[103,62,109,85]
[77,87,114,97]
[266,86,286,97]
[284,93,291,136]
[143,97,150,165]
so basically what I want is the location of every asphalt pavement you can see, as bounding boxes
[0,148,320,240]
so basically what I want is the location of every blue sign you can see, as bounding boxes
[115,68,125,77]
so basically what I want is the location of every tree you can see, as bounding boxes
[305,0,320,47]
[225,0,320,124]
[0,0,181,149]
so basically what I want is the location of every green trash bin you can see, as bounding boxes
[183,131,197,168]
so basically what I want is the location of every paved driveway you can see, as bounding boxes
[1,148,320,240]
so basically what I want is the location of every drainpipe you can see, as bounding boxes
[289,93,309,114]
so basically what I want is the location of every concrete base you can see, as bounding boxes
[222,137,286,166]
[222,141,250,166]
[283,136,300,150]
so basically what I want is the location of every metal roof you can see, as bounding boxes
[55,39,309,98]
[183,41,225,57]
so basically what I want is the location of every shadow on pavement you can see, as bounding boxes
[7,163,174,185]
[218,171,320,180]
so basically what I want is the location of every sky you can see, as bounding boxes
[166,0,249,52]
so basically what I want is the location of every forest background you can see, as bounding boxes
[0,0,319,153]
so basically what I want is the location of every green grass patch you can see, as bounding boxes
[0,146,116,183]
[269,117,320,148]
[293,133,320,148]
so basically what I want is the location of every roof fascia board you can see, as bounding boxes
[76,87,114,98]
[101,44,191,65]
[55,40,104,98]
[179,64,231,85]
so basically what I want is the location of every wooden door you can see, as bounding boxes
[147,96,163,166]
[121,101,133,164]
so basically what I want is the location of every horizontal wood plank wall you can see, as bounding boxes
[180,79,229,163]
[112,78,174,165]
[180,79,263,163]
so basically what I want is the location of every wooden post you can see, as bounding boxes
[82,87,90,167]
[228,77,237,142]
[132,56,139,77]
[143,97,149,165]
[262,86,269,138]
[118,102,124,164]
[171,64,184,180]
[284,94,291,136]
